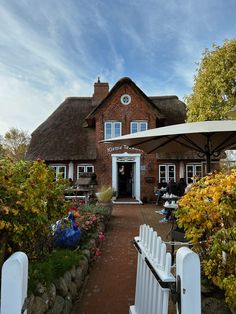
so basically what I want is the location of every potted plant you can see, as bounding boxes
[95,186,113,216]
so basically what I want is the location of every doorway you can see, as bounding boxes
[117,162,133,197]
[111,153,141,203]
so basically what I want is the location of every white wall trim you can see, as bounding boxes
[112,153,141,201]
[68,161,73,180]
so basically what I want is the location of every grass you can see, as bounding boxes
[28,248,84,294]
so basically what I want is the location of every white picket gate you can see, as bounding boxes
[130,224,201,314]
[0,252,28,314]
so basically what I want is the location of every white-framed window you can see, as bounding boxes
[104,121,122,140]
[186,164,202,183]
[50,165,67,180]
[77,164,94,178]
[159,164,176,183]
[130,121,148,134]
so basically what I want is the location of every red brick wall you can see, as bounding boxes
[46,80,200,202]
[93,82,160,202]
[45,79,194,202]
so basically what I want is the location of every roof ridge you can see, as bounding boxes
[150,95,178,99]
[65,96,92,100]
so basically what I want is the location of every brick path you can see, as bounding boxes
[72,204,174,314]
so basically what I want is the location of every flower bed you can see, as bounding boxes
[27,203,111,313]
[0,158,112,313]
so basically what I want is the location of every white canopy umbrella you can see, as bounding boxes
[102,120,236,173]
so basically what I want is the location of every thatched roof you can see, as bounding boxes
[86,77,166,123]
[26,77,187,161]
[150,96,186,125]
[26,97,96,161]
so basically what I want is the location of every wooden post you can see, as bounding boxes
[176,247,201,314]
[1,252,28,314]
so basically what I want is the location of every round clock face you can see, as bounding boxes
[120,94,131,105]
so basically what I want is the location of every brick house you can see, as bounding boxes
[27,77,204,203]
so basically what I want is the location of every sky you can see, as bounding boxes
[0,0,236,136]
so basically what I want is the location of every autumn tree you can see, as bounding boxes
[0,135,5,158]
[3,128,30,161]
[186,39,236,122]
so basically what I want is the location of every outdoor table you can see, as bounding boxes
[162,193,179,201]
[162,195,189,263]
[162,199,179,222]
[163,202,178,210]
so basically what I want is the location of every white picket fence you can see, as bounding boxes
[0,226,200,314]
[130,224,201,314]
[0,252,28,314]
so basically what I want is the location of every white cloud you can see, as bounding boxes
[0,0,235,136]
[0,74,92,135]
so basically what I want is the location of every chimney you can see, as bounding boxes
[92,77,109,105]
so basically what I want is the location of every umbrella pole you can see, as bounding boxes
[206,153,211,173]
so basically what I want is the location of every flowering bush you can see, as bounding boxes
[56,206,105,260]
[176,169,236,309]
[0,159,67,263]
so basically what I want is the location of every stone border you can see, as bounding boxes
[26,216,109,314]
[27,254,90,314]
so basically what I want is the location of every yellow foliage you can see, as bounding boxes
[0,158,67,262]
[0,220,6,230]
[186,39,236,122]
[11,209,19,216]
[176,169,236,309]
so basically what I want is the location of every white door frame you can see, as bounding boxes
[112,153,141,202]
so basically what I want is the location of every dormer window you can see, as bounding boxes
[104,121,122,140]
[130,121,148,133]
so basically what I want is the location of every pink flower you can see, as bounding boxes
[82,224,88,230]
[95,248,101,257]
[98,232,105,242]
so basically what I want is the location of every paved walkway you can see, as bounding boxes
[73,204,174,314]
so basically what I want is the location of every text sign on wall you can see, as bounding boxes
[117,157,135,162]
[107,145,143,153]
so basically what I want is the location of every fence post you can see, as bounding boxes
[130,224,175,314]
[176,247,201,314]
[1,252,28,314]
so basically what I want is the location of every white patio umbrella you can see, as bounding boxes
[102,120,236,173]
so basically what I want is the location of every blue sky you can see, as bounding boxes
[0,0,235,135]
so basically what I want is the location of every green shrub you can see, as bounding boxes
[0,158,67,263]
[80,203,111,216]
[28,249,84,293]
